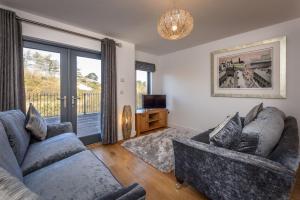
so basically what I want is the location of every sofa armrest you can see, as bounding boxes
[173,138,296,200]
[46,122,73,138]
[98,183,146,200]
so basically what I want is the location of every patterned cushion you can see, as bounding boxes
[25,104,47,141]
[244,103,263,126]
[209,112,242,149]
[0,122,23,181]
[0,110,31,164]
[0,167,40,200]
[238,107,285,157]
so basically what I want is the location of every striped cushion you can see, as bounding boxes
[0,167,40,200]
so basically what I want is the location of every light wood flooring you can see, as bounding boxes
[89,142,300,200]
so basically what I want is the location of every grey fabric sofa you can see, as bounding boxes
[173,116,299,200]
[0,110,146,200]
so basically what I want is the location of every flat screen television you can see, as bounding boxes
[142,95,166,109]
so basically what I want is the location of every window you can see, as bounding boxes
[135,60,155,109]
[136,70,151,109]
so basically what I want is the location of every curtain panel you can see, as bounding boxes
[0,8,25,112]
[100,38,117,144]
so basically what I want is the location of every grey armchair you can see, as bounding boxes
[173,116,299,200]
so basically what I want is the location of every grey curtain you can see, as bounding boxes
[101,38,117,144]
[0,8,25,113]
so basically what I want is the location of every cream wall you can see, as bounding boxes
[0,5,136,140]
[157,18,300,132]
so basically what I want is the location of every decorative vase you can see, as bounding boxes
[122,105,132,140]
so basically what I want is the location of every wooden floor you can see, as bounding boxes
[89,142,300,200]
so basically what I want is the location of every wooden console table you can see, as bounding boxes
[135,108,168,136]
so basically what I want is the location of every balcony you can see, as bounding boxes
[26,92,101,137]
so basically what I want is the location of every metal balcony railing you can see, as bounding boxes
[26,92,101,117]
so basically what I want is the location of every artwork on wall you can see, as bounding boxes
[211,36,286,98]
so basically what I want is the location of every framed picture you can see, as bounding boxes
[211,36,286,98]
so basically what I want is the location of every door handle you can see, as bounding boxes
[57,96,67,108]
[71,96,80,106]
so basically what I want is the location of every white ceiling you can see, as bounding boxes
[1,0,300,55]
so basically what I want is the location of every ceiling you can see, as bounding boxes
[1,0,300,55]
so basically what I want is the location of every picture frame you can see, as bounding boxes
[211,36,286,98]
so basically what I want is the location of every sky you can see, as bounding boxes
[77,56,101,83]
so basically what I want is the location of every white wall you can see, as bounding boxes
[158,18,300,132]
[0,5,136,140]
[135,51,162,94]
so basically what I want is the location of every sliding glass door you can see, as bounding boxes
[23,38,101,144]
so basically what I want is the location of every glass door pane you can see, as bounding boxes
[23,47,64,124]
[136,70,149,109]
[74,55,101,139]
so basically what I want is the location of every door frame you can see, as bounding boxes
[70,49,101,144]
[23,37,102,144]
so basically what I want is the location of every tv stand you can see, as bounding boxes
[135,108,168,136]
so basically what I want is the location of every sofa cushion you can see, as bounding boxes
[244,103,263,126]
[21,133,86,175]
[233,130,259,154]
[0,167,40,200]
[46,122,73,138]
[0,122,23,181]
[24,150,122,200]
[0,110,31,164]
[268,117,299,171]
[237,107,285,157]
[25,104,47,141]
[209,112,242,149]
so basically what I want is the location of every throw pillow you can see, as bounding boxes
[234,131,259,154]
[244,103,263,126]
[209,112,243,149]
[0,167,40,200]
[25,104,47,141]
[236,107,285,157]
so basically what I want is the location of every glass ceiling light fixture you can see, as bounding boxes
[157,3,194,40]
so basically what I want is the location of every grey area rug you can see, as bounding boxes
[122,127,198,173]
